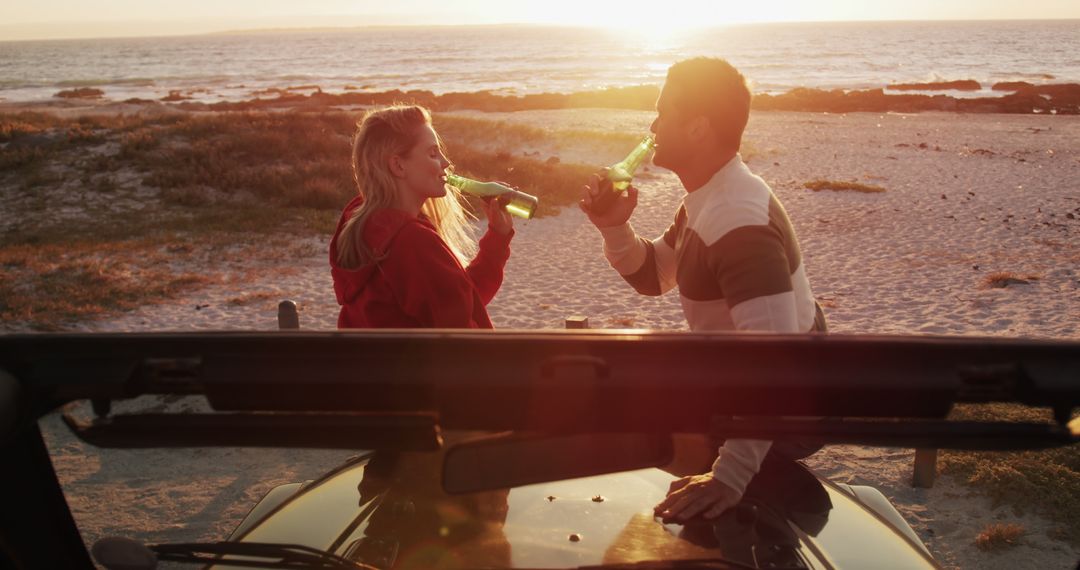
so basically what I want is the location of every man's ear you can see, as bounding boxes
[388,154,407,178]
[686,116,712,143]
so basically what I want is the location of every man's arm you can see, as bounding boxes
[658,222,802,521]
[711,439,773,495]
[580,177,680,297]
[713,221,800,493]
[597,217,679,297]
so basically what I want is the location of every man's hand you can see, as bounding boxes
[579,170,637,228]
[654,472,742,523]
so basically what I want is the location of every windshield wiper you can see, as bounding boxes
[93,537,377,569]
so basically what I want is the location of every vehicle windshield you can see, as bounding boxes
[1,9,1078,570]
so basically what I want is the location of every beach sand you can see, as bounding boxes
[29,108,1080,569]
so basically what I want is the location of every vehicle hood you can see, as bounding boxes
[229,451,936,569]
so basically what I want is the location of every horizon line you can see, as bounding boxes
[2,17,1078,43]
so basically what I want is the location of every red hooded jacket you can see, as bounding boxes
[330,196,512,329]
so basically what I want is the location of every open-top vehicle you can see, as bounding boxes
[2,330,1078,568]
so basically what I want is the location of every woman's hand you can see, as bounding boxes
[484,184,515,236]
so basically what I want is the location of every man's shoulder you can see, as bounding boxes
[688,179,774,245]
[726,159,774,196]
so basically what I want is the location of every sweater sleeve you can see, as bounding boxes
[711,439,773,496]
[597,207,682,296]
[705,226,795,493]
[388,223,482,328]
[465,227,513,305]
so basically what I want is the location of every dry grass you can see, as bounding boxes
[974,523,1025,550]
[1,119,46,141]
[0,240,215,330]
[0,146,48,170]
[125,111,356,210]
[0,107,338,328]
[982,271,1040,289]
[0,232,323,330]
[5,203,340,249]
[0,113,171,181]
[804,179,887,193]
[1,111,166,138]
[941,404,1080,544]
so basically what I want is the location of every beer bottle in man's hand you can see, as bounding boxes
[590,135,655,214]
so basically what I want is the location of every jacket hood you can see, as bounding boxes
[329,196,418,306]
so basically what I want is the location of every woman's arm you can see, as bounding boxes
[466,227,512,305]
[465,197,514,305]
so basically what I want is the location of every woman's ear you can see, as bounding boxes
[388,154,406,178]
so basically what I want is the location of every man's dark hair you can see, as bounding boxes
[666,57,751,151]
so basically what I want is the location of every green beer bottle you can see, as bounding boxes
[591,135,655,214]
[445,173,539,220]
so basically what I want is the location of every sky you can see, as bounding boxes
[2,0,1080,41]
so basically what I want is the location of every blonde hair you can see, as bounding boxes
[335,105,477,269]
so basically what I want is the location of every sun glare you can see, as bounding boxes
[527,0,804,38]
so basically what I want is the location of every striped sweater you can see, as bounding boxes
[597,155,821,495]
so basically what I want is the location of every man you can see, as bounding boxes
[579,57,826,523]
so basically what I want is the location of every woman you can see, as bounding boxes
[330,105,513,328]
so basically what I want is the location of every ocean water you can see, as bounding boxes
[0,20,1077,103]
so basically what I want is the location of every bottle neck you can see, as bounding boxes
[617,136,655,176]
[445,173,469,188]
